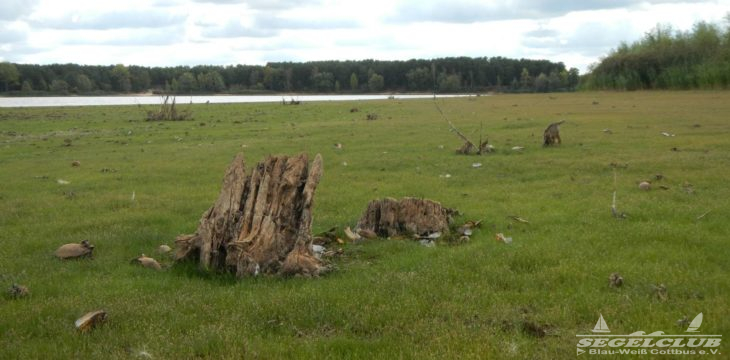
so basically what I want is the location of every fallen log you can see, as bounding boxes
[175,152,325,277]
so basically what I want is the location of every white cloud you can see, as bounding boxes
[2,0,728,73]
[0,0,40,21]
[30,10,187,30]
[200,19,278,38]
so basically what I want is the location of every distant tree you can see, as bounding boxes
[249,70,261,88]
[312,71,334,92]
[368,73,384,92]
[129,67,151,92]
[534,73,549,92]
[431,62,437,90]
[0,62,20,92]
[405,67,431,91]
[437,73,461,92]
[49,79,70,94]
[349,72,359,91]
[110,64,132,92]
[559,70,569,88]
[519,68,533,90]
[567,68,580,89]
[37,78,48,91]
[581,18,730,90]
[262,66,281,91]
[21,80,33,93]
[548,71,562,91]
[1,56,574,95]
[176,72,198,93]
[198,71,226,92]
[73,74,94,93]
[168,79,178,93]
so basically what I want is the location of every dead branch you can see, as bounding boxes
[434,102,491,155]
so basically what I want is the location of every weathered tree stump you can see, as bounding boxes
[175,153,325,277]
[356,197,456,237]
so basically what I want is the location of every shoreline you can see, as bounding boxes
[0,93,484,108]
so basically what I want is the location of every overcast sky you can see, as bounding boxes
[1,0,728,73]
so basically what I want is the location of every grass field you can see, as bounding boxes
[1,91,728,359]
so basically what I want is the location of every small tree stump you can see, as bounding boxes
[356,197,456,237]
[175,153,325,277]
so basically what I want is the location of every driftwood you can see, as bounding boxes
[435,102,491,155]
[175,153,325,277]
[146,95,192,121]
[356,197,456,237]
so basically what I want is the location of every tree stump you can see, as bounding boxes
[175,153,325,277]
[356,197,456,237]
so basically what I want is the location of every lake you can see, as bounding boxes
[0,94,478,108]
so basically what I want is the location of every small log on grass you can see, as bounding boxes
[356,197,456,237]
[175,152,325,277]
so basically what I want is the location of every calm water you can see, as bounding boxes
[0,94,477,108]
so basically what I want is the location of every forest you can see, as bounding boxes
[0,57,578,95]
[581,20,730,90]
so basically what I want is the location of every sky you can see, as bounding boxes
[0,0,728,73]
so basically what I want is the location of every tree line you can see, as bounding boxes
[581,18,730,90]
[0,57,579,96]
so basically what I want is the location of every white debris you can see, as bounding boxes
[419,239,436,247]
[472,163,482,168]
[344,227,362,242]
[57,179,70,185]
[511,146,524,151]
[496,233,513,244]
[312,244,326,259]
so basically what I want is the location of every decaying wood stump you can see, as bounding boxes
[356,197,456,237]
[175,152,325,277]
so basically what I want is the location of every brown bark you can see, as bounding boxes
[356,197,456,238]
[175,153,325,277]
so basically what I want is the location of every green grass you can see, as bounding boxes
[1,92,728,359]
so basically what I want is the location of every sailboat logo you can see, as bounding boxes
[577,312,722,354]
[685,313,703,332]
[592,314,610,333]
